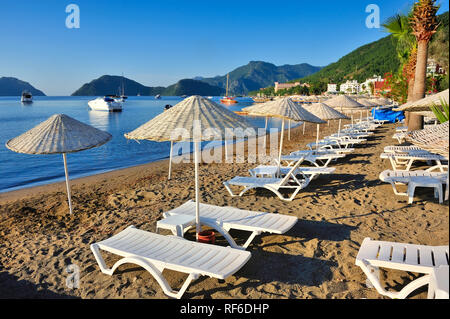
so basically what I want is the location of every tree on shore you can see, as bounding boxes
[408,0,440,130]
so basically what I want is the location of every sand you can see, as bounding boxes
[0,121,448,299]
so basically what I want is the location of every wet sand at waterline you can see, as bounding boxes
[0,120,448,299]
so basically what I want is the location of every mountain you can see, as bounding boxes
[0,77,46,96]
[297,11,449,86]
[71,75,165,96]
[162,79,224,96]
[296,35,400,85]
[198,61,322,95]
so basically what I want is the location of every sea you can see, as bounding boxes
[0,96,296,193]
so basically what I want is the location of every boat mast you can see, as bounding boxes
[226,73,229,97]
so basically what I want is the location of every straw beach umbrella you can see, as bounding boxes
[393,89,449,112]
[356,98,378,122]
[125,95,256,239]
[324,95,367,126]
[405,121,449,201]
[244,97,325,172]
[302,102,349,148]
[5,114,112,215]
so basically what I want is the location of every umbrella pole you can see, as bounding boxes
[351,111,354,128]
[316,124,320,150]
[288,119,291,141]
[194,140,201,239]
[277,119,285,177]
[62,153,73,215]
[224,139,228,161]
[338,119,341,137]
[302,121,306,135]
[168,141,173,180]
[264,116,268,149]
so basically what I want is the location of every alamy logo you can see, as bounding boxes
[365,4,380,29]
[65,264,80,289]
[65,4,80,29]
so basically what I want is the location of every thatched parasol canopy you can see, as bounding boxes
[125,95,255,142]
[6,114,112,154]
[5,114,112,215]
[405,121,449,159]
[394,89,449,112]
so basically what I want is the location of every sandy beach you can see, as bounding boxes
[0,120,448,299]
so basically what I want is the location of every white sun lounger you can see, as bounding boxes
[290,148,354,156]
[383,145,427,154]
[90,226,251,299]
[380,152,447,171]
[162,200,298,249]
[223,158,309,201]
[379,168,448,203]
[392,132,406,144]
[280,153,345,168]
[307,139,363,150]
[356,237,449,299]
[249,165,335,181]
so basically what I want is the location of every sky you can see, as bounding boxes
[0,0,448,95]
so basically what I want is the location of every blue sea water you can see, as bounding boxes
[0,96,293,193]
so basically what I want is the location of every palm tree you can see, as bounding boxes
[382,13,416,101]
[408,0,440,130]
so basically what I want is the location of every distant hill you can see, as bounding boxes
[198,61,322,95]
[0,77,46,96]
[71,75,224,96]
[71,75,165,96]
[296,35,400,85]
[162,79,224,96]
[297,11,448,86]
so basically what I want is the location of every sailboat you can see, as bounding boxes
[118,74,128,102]
[220,73,238,105]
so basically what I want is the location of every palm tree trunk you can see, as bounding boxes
[412,40,428,101]
[408,40,429,131]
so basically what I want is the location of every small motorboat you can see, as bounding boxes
[155,94,161,99]
[21,91,33,103]
[88,96,123,112]
[220,96,238,104]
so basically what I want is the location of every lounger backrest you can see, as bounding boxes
[279,157,305,186]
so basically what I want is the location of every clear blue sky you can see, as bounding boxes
[0,0,448,95]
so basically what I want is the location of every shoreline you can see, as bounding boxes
[0,121,303,203]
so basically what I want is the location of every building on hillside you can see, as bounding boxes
[427,59,446,76]
[373,79,391,96]
[360,75,383,94]
[340,80,360,94]
[274,81,309,93]
[327,84,338,94]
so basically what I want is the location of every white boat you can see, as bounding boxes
[155,94,161,99]
[88,96,123,112]
[21,91,33,103]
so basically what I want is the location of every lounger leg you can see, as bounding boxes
[407,183,416,204]
[360,261,430,299]
[91,244,199,299]
[199,220,242,250]
[242,231,261,249]
[223,182,237,197]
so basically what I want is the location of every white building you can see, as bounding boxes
[360,75,383,94]
[327,84,338,93]
[340,80,360,94]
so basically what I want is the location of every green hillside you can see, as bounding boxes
[71,75,165,96]
[297,35,400,85]
[297,11,448,87]
[0,77,46,96]
[71,75,224,96]
[162,79,224,96]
